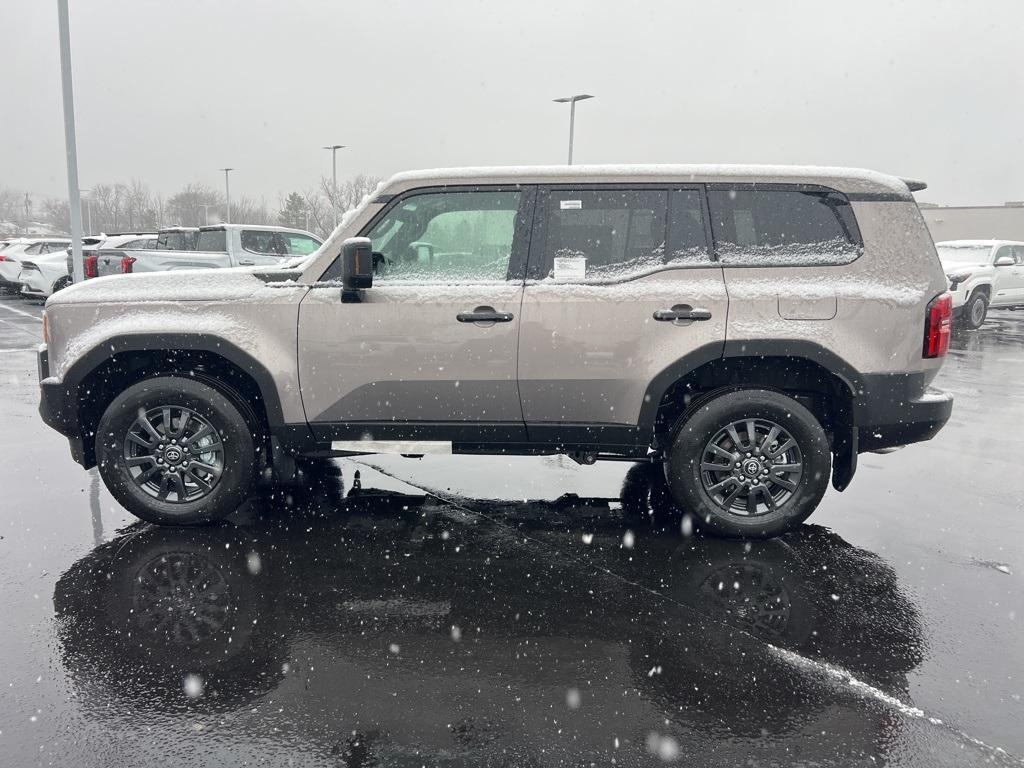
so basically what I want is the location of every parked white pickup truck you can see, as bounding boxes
[92,224,322,278]
[935,240,1024,328]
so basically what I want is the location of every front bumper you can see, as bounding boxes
[38,346,91,467]
[855,372,953,452]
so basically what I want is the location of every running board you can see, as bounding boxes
[330,439,453,455]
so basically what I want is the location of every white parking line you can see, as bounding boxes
[0,301,43,322]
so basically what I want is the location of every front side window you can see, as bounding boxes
[538,188,710,282]
[281,233,321,256]
[23,244,42,255]
[364,190,521,282]
[708,188,861,266]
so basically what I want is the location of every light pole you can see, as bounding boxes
[57,0,84,282]
[219,168,233,223]
[199,204,211,225]
[80,188,93,233]
[553,94,594,165]
[322,144,345,229]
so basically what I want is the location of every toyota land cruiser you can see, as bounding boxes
[37,165,953,537]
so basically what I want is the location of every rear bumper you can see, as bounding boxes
[855,372,953,452]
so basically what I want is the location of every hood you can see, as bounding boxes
[47,266,306,306]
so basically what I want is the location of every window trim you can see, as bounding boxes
[319,184,536,283]
[527,183,715,283]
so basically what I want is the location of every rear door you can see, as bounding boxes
[517,186,728,447]
[297,186,533,445]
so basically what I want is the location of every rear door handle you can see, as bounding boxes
[653,306,712,321]
[457,309,514,323]
[238,260,256,266]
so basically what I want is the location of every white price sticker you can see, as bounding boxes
[553,256,586,281]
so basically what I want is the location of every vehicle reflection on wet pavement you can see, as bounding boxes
[0,298,1022,766]
[54,461,931,766]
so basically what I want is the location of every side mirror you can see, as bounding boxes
[341,237,373,302]
[995,255,1015,267]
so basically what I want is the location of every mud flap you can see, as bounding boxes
[831,425,857,491]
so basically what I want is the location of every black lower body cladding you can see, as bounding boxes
[855,372,953,452]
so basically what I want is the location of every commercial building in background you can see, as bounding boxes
[920,202,1024,242]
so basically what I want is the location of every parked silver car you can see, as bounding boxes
[38,164,953,537]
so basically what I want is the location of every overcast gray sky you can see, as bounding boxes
[2,0,1021,206]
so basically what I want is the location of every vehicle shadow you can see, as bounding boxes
[53,459,925,763]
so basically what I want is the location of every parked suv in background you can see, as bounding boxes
[935,239,1024,328]
[37,165,953,537]
[0,238,71,293]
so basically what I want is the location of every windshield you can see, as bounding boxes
[936,244,992,264]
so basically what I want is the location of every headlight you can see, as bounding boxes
[947,272,972,288]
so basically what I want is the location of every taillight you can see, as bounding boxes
[83,254,98,278]
[923,293,952,358]
[121,255,137,273]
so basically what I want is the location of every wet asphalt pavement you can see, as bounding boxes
[0,294,1021,767]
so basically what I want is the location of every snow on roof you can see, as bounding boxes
[385,164,914,196]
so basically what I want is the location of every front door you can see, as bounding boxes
[517,186,729,448]
[297,187,533,445]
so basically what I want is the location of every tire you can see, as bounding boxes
[52,276,71,294]
[963,290,988,329]
[95,376,258,525]
[663,388,831,539]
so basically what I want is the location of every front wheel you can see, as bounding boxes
[96,376,258,525]
[663,389,831,538]
[963,290,988,329]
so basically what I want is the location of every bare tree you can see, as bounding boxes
[166,183,224,227]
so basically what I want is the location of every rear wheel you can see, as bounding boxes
[663,389,830,538]
[96,376,258,525]
[963,290,988,329]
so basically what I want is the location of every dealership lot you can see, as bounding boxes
[0,294,1021,766]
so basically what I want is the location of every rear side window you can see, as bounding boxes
[707,188,861,266]
[197,230,227,252]
[241,230,284,255]
[537,188,709,281]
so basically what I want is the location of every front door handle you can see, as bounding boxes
[238,260,256,266]
[653,306,712,322]
[457,308,514,323]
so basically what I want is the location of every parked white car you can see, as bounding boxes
[935,240,1024,328]
[0,238,71,293]
[19,251,74,299]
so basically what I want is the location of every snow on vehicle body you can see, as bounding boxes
[38,164,953,537]
[935,239,1024,328]
[90,224,323,279]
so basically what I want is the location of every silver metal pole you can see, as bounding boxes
[222,169,232,224]
[568,100,576,165]
[332,148,338,228]
[57,0,84,282]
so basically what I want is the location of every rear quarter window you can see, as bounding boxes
[707,187,861,266]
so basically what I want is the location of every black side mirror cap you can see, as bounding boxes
[341,237,373,301]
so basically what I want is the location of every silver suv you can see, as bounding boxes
[37,165,954,537]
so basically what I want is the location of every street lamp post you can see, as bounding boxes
[80,188,92,234]
[57,0,84,282]
[322,144,345,229]
[199,204,211,225]
[219,168,233,223]
[553,94,594,165]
